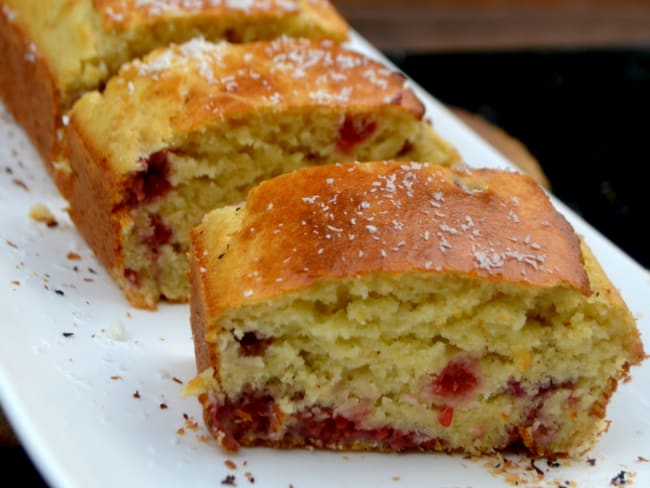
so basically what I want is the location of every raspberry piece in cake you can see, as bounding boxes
[336,116,378,154]
[430,358,479,401]
[132,151,173,204]
[185,161,645,457]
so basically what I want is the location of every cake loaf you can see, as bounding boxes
[0,0,348,196]
[66,38,459,308]
[185,161,645,456]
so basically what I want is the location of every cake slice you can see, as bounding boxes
[0,0,348,196]
[185,161,645,456]
[65,38,459,308]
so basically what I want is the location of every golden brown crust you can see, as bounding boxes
[193,161,591,319]
[66,113,131,302]
[67,136,159,308]
[149,38,424,132]
[0,8,67,193]
[73,37,428,176]
[95,0,306,25]
[94,0,348,40]
[189,237,212,374]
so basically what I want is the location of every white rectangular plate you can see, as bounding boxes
[1,31,649,488]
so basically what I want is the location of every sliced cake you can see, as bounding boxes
[185,161,645,456]
[65,38,459,308]
[0,0,348,196]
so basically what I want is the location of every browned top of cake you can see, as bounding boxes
[95,0,347,32]
[126,37,424,130]
[69,37,425,178]
[191,162,592,316]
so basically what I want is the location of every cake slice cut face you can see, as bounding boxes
[186,161,645,456]
[66,38,459,308]
[0,0,348,195]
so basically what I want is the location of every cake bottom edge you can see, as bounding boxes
[198,386,611,458]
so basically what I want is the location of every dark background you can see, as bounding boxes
[3,47,649,487]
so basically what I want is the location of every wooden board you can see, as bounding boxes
[334,0,650,51]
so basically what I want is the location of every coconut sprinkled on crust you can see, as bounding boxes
[120,37,410,112]
[286,162,542,273]
[214,161,591,305]
[2,4,16,22]
[99,0,300,24]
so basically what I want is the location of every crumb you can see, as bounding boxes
[244,472,254,483]
[176,427,185,436]
[587,458,596,466]
[196,434,211,443]
[242,460,248,467]
[88,267,97,274]
[160,403,168,410]
[10,280,19,286]
[109,320,128,341]
[530,459,544,476]
[54,289,65,296]
[638,456,649,462]
[29,203,57,226]
[185,416,199,431]
[547,460,561,468]
[225,460,237,470]
[221,474,236,486]
[172,377,183,384]
[392,476,400,481]
[13,179,29,191]
[62,332,74,338]
[482,454,569,486]
[111,376,122,380]
[183,413,189,420]
[67,252,81,260]
[610,470,627,486]
[133,390,141,399]
[126,311,132,318]
[6,240,17,248]
[83,278,94,282]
